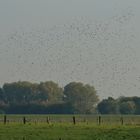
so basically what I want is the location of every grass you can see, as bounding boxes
[0,123,140,140]
[1,114,140,125]
[0,115,140,140]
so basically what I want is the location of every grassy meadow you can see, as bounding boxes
[0,115,140,140]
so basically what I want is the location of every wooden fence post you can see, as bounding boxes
[73,116,76,125]
[98,116,101,125]
[47,116,50,124]
[120,116,123,125]
[23,116,26,124]
[4,115,6,124]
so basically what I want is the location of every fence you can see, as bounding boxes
[0,115,140,125]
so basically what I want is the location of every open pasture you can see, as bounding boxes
[0,115,140,140]
[0,123,140,140]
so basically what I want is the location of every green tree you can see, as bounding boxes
[64,82,99,114]
[0,87,6,114]
[119,101,136,114]
[118,96,138,114]
[3,81,35,104]
[39,81,63,104]
[97,97,118,114]
[0,87,4,100]
[132,97,140,114]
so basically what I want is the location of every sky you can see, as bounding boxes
[0,0,140,99]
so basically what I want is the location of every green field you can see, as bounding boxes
[0,115,140,140]
[0,123,140,140]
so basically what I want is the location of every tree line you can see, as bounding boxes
[98,96,140,114]
[0,81,140,114]
[0,81,98,114]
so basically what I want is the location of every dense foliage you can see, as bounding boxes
[0,81,99,114]
[97,96,140,114]
[0,81,140,114]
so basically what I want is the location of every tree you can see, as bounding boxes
[98,96,139,114]
[39,81,63,104]
[118,96,138,114]
[3,81,38,105]
[0,87,4,100]
[97,97,118,114]
[119,101,136,114]
[0,87,6,114]
[64,82,99,114]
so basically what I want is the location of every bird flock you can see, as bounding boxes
[0,9,139,98]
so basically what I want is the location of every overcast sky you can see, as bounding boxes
[0,0,140,99]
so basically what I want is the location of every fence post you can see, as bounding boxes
[4,115,6,124]
[98,116,101,125]
[23,116,26,124]
[73,116,76,125]
[47,116,50,124]
[120,116,123,125]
